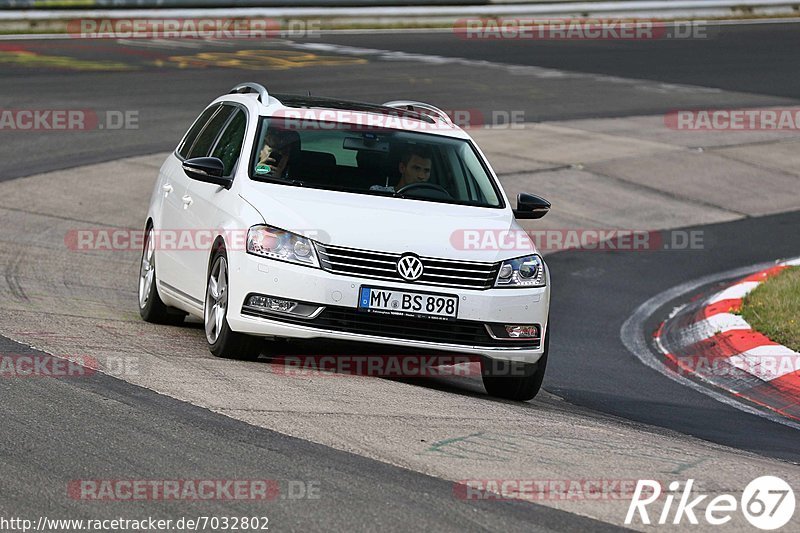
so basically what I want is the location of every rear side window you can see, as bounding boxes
[211,109,247,176]
[177,105,219,159]
[187,105,236,159]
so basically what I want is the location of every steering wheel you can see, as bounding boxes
[395,182,453,198]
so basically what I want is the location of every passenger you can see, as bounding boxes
[256,128,294,178]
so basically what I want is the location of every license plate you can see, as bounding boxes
[357,287,458,321]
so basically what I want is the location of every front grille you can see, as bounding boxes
[316,243,499,290]
[241,305,540,348]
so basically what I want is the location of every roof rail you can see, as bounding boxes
[230,82,270,104]
[382,100,454,126]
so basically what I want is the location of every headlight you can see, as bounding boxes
[247,225,320,268]
[495,254,545,287]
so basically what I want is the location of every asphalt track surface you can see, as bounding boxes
[0,333,619,533]
[1,21,799,531]
[548,211,800,461]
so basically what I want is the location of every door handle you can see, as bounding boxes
[182,195,193,209]
[162,183,173,196]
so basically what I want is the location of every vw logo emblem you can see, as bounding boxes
[397,254,424,281]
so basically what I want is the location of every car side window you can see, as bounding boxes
[177,105,219,159]
[210,109,247,177]
[187,105,236,159]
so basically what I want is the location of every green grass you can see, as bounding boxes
[741,266,800,352]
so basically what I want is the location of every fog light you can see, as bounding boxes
[505,325,539,338]
[485,323,541,345]
[247,295,297,313]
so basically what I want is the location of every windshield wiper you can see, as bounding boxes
[251,174,305,187]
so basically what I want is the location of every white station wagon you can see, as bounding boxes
[139,82,552,400]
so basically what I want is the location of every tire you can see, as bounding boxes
[481,324,549,401]
[138,225,186,325]
[205,249,262,360]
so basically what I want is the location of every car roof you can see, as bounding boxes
[219,83,469,138]
[272,93,437,125]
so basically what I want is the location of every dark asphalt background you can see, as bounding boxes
[315,23,800,99]
[1,21,799,530]
[2,22,798,180]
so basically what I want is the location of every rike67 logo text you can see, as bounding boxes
[626,477,795,530]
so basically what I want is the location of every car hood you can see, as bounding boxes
[241,184,537,262]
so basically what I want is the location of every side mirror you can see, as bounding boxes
[182,157,232,189]
[513,193,550,219]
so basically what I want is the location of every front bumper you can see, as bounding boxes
[226,252,550,363]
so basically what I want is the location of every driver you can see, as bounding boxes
[370,145,433,192]
[395,146,432,190]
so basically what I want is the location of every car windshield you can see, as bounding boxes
[250,116,503,208]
